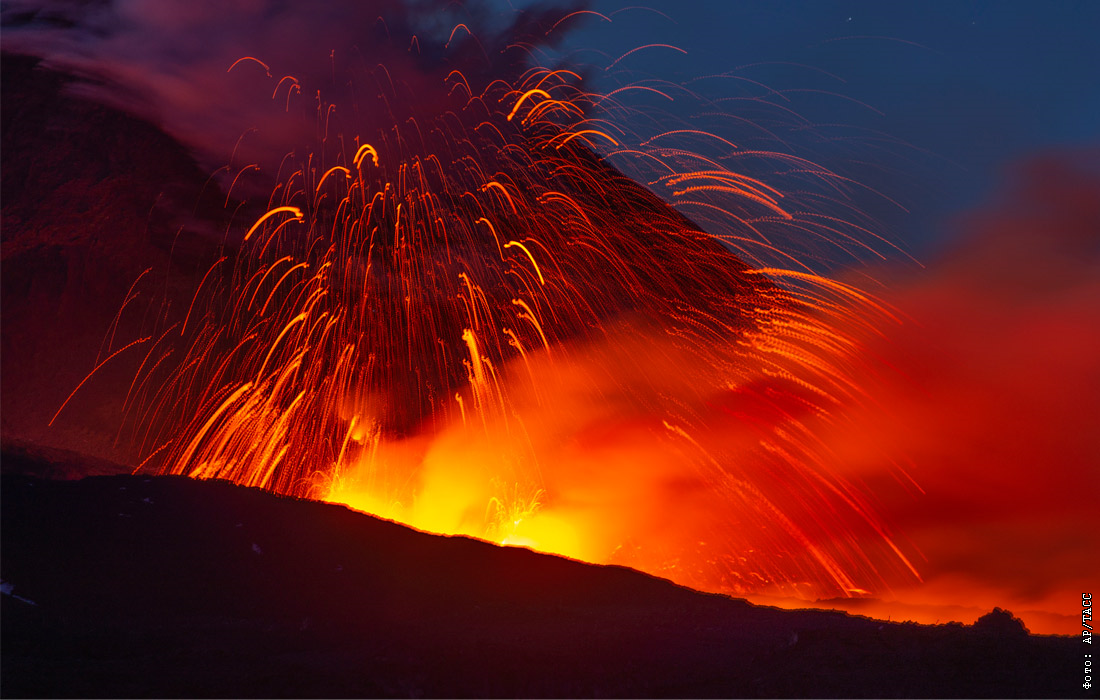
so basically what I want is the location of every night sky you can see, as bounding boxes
[544,0,1100,255]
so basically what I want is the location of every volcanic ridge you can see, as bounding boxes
[1,454,1079,698]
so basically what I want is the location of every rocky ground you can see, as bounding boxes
[0,454,1080,698]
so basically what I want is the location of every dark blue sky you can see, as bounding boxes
[544,0,1100,257]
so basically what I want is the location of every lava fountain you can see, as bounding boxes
[99,7,923,603]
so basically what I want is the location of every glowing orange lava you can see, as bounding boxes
[121,14,933,623]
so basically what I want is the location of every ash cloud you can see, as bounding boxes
[0,0,585,178]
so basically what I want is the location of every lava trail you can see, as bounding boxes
[14,1,924,603]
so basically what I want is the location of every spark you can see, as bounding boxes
[117,15,921,605]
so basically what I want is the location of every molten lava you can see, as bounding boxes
[111,14,926,608]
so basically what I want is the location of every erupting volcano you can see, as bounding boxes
[57,9,926,604]
[3,4,1097,692]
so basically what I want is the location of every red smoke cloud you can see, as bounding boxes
[804,150,1100,633]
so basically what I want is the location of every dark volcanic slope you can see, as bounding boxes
[1,53,227,465]
[1,467,1077,698]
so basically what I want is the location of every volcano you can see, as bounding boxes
[1,48,773,457]
[0,39,922,603]
[0,22,1086,697]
